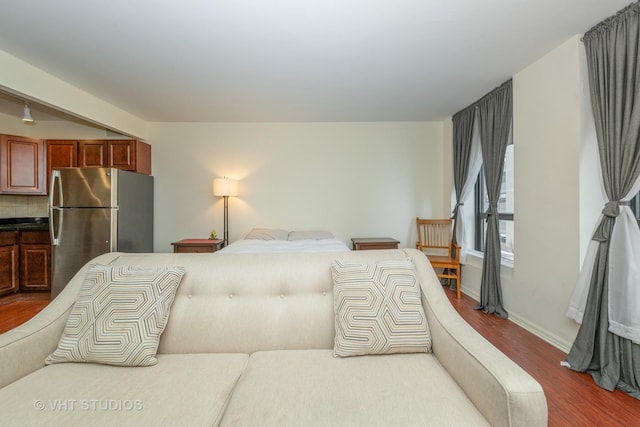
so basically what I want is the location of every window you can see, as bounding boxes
[474,144,514,261]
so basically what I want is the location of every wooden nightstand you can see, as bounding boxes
[171,239,223,253]
[351,237,400,250]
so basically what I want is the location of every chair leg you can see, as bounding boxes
[456,268,461,299]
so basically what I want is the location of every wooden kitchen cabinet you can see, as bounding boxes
[19,231,51,291]
[0,135,46,195]
[79,140,108,167]
[46,140,78,190]
[46,139,107,188]
[0,230,51,296]
[108,140,151,175]
[46,139,152,190]
[47,139,106,168]
[0,231,19,297]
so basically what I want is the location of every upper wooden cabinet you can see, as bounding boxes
[107,140,151,175]
[46,139,151,189]
[79,140,108,167]
[0,135,46,195]
[46,139,77,173]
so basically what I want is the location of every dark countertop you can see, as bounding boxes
[0,217,49,231]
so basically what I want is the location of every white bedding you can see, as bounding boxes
[216,238,351,254]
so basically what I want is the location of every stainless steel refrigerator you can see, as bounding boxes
[49,167,153,298]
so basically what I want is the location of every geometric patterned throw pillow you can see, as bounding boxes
[331,259,431,357]
[45,264,185,367]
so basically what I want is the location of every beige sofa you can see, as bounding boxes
[0,249,547,426]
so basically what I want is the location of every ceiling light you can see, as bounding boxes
[22,101,34,123]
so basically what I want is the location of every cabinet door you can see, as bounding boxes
[0,135,46,194]
[20,244,51,291]
[108,140,136,171]
[0,244,19,297]
[78,140,107,167]
[107,140,151,175]
[46,140,78,191]
[135,140,152,175]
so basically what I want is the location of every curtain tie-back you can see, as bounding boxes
[601,200,630,217]
[485,205,497,222]
[592,201,630,242]
[452,202,464,218]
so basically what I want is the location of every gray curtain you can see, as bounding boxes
[565,2,640,399]
[449,106,476,291]
[451,107,476,243]
[475,80,511,318]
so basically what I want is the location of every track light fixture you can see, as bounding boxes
[22,101,34,123]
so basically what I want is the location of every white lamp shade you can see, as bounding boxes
[213,178,238,197]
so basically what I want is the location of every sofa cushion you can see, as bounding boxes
[46,264,185,367]
[220,349,489,426]
[331,259,431,357]
[0,353,248,427]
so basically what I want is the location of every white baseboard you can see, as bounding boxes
[460,287,572,354]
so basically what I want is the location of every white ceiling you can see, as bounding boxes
[0,0,632,122]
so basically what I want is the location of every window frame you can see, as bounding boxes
[632,192,640,228]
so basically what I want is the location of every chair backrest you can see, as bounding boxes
[416,217,453,256]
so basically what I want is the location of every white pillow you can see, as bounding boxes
[244,228,289,241]
[331,259,431,357]
[287,230,334,241]
[46,264,185,367]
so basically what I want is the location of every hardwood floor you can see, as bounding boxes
[0,293,49,334]
[1,289,639,425]
[445,290,640,426]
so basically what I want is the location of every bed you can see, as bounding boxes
[216,228,351,254]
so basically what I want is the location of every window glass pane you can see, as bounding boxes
[474,145,514,257]
[501,145,514,255]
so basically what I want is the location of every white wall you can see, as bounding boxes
[459,35,603,351]
[0,112,115,140]
[0,50,147,139]
[148,121,445,252]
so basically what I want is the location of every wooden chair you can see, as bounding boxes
[415,217,461,298]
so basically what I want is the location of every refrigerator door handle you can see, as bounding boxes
[49,207,62,246]
[49,170,62,246]
[50,170,62,207]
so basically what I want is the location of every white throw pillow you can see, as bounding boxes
[287,230,334,240]
[331,259,431,357]
[244,228,289,241]
[46,264,185,367]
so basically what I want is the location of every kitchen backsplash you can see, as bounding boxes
[0,195,48,218]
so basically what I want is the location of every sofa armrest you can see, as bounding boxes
[0,252,123,388]
[404,249,547,427]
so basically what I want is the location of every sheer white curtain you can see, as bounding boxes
[568,177,640,343]
[609,188,640,342]
[455,111,482,263]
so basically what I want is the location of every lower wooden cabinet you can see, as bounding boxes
[20,231,51,291]
[0,232,19,297]
[0,230,51,297]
